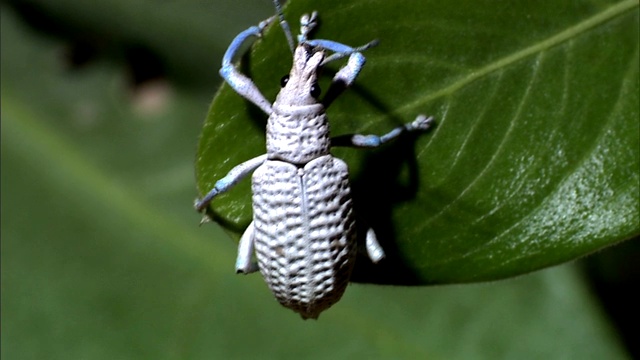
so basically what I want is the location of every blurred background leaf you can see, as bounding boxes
[1,0,638,359]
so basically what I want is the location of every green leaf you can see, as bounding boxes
[196,0,640,284]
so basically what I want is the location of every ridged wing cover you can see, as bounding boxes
[252,155,356,319]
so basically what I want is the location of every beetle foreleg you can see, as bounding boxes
[220,17,275,115]
[310,39,378,107]
[195,154,268,212]
[331,114,434,148]
[307,39,379,65]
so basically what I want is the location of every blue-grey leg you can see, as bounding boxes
[331,114,434,148]
[195,154,268,212]
[309,39,379,66]
[365,228,385,263]
[220,18,275,115]
[236,221,260,274]
[306,39,378,107]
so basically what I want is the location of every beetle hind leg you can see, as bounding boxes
[235,221,260,274]
[365,228,386,263]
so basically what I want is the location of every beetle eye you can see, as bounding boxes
[280,75,289,87]
[310,83,321,98]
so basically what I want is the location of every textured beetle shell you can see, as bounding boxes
[252,154,356,319]
[266,104,330,165]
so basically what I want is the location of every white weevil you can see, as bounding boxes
[195,0,433,319]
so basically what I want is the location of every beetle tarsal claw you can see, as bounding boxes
[410,114,435,131]
[199,214,212,225]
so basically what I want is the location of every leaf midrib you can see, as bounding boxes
[401,0,639,115]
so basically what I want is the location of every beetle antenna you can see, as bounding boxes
[321,39,379,65]
[273,0,295,53]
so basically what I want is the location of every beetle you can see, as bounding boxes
[195,0,433,319]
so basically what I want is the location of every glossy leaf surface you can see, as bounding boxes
[196,0,640,284]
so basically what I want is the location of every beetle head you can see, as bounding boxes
[276,44,324,107]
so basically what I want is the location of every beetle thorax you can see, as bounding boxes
[267,45,330,164]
